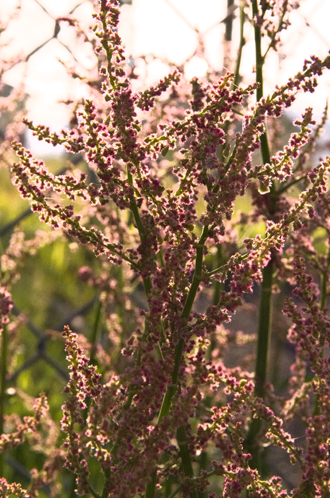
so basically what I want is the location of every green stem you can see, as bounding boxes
[105,163,154,495]
[224,0,234,42]
[320,239,330,311]
[167,483,184,498]
[252,0,264,103]
[212,245,223,306]
[233,1,246,88]
[244,259,273,471]
[69,476,77,498]
[213,4,244,310]
[101,18,116,91]
[145,471,157,498]
[176,425,200,498]
[158,225,209,422]
[252,0,271,166]
[176,426,194,477]
[244,1,274,474]
[90,298,102,366]
[127,165,152,296]
[146,227,209,498]
[313,239,330,416]
[255,258,273,399]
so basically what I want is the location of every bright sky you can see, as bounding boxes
[1,0,330,154]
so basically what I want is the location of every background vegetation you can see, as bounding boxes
[1,1,330,497]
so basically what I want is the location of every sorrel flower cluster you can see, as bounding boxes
[2,0,330,497]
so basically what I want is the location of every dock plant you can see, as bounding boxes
[1,0,330,496]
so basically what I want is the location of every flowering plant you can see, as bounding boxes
[2,0,330,497]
